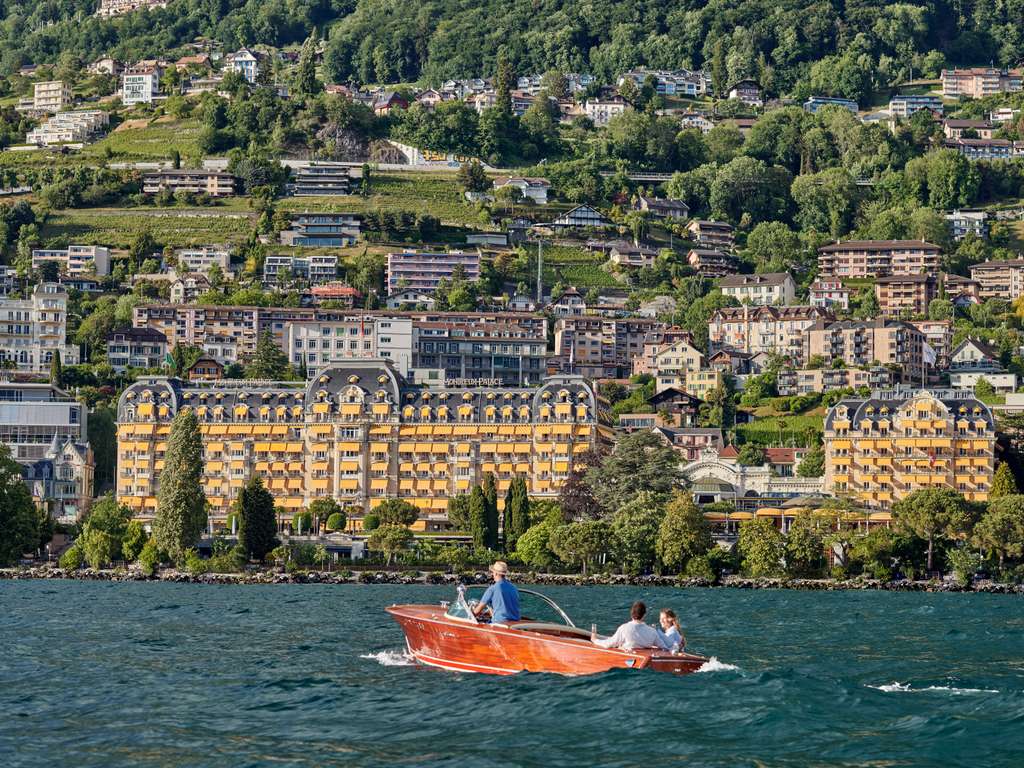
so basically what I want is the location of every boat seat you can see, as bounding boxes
[507,622,592,638]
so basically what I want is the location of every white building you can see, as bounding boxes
[25,110,108,146]
[0,283,80,373]
[719,272,796,306]
[809,280,851,311]
[285,316,413,375]
[584,98,627,127]
[122,65,160,105]
[32,245,111,277]
[225,49,261,83]
[32,81,72,114]
[492,176,551,204]
[175,247,231,273]
[263,254,339,286]
[946,210,988,241]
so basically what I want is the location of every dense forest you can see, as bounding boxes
[2,0,1024,99]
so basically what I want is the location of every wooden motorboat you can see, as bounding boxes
[386,585,709,676]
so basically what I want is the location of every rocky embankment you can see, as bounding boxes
[1,565,1021,593]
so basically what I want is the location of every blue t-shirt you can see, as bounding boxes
[478,579,520,624]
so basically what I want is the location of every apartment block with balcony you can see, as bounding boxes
[686,220,735,249]
[279,213,360,247]
[286,317,413,376]
[26,109,108,145]
[824,390,995,509]
[115,363,607,529]
[106,327,168,371]
[777,367,894,396]
[708,305,832,361]
[970,258,1024,300]
[32,245,111,277]
[33,81,72,113]
[142,170,237,197]
[817,240,942,278]
[875,273,938,318]
[554,317,662,379]
[263,254,339,286]
[0,283,80,373]
[286,162,352,195]
[719,272,796,306]
[941,68,1023,99]
[947,210,988,241]
[809,280,851,310]
[805,319,925,384]
[386,250,481,295]
[122,65,160,105]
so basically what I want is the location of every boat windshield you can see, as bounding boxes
[444,585,478,623]
[460,585,576,627]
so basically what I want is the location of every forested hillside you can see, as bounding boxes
[3,0,1024,99]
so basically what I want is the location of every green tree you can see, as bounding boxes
[495,48,514,116]
[374,498,419,527]
[121,519,148,562]
[505,477,531,553]
[655,492,712,572]
[784,512,826,577]
[309,498,343,532]
[468,485,489,549]
[369,524,414,565]
[0,445,43,565]
[548,520,610,575]
[153,408,207,563]
[457,159,490,193]
[990,463,1019,500]
[237,476,278,562]
[296,31,320,96]
[738,518,786,577]
[586,432,682,514]
[893,488,971,572]
[447,494,471,531]
[972,495,1024,570]
[611,491,665,575]
[325,512,346,532]
[736,444,766,466]
[49,350,63,388]
[78,493,132,568]
[481,473,500,549]
[796,445,825,478]
[246,330,290,379]
[514,508,563,569]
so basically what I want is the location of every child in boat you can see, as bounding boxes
[658,609,685,653]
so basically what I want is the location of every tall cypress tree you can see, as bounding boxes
[468,486,488,550]
[508,477,531,552]
[48,350,63,388]
[154,408,207,563]
[296,30,320,95]
[481,473,499,550]
[238,476,278,561]
[502,484,514,551]
[495,49,513,116]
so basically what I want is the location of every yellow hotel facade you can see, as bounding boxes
[823,390,995,510]
[116,361,609,531]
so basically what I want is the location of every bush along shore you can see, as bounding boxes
[1,565,1021,593]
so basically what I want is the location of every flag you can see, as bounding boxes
[922,342,937,366]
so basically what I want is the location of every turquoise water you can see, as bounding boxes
[1,582,1023,767]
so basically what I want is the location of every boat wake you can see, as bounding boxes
[695,657,740,673]
[868,681,998,695]
[361,650,415,667]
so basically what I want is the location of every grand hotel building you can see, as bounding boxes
[116,362,610,531]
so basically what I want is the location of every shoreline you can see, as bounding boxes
[2,566,1022,594]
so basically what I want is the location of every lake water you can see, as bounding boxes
[1,581,1022,767]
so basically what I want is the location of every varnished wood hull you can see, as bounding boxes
[386,604,708,676]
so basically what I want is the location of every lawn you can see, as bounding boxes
[40,207,255,248]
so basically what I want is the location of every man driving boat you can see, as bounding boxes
[472,561,521,624]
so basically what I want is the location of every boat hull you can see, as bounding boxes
[386,604,707,676]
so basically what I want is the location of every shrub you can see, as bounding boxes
[59,545,84,570]
[138,539,160,577]
[183,548,208,575]
[325,512,346,532]
[362,513,381,531]
[684,554,715,581]
[946,548,980,588]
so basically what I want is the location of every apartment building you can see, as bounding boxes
[644,338,706,390]
[809,280,851,310]
[583,98,627,127]
[279,213,360,247]
[805,319,925,383]
[719,272,796,306]
[911,319,953,370]
[225,48,262,83]
[142,170,237,197]
[133,304,312,354]
[941,68,1023,99]
[386,250,481,295]
[947,210,988,241]
[970,258,1024,300]
[823,390,995,509]
[169,273,211,303]
[33,81,72,113]
[655,369,723,398]
[708,305,832,360]
[777,367,894,396]
[635,195,689,220]
[263,254,339,286]
[286,163,352,196]
[286,317,413,375]
[32,245,111,277]
[554,317,662,379]
[688,248,737,278]
[874,274,938,318]
[492,177,551,205]
[618,68,710,97]
[26,109,108,145]
[0,283,80,373]
[817,240,942,278]
[946,137,1024,161]
[106,327,169,371]
[175,247,231,274]
[632,327,696,376]
[96,0,167,16]
[115,363,606,528]
[122,65,160,105]
[888,94,943,118]
[942,119,995,140]
[686,220,735,249]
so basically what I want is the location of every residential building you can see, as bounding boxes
[970,259,1024,300]
[608,241,659,269]
[554,316,662,379]
[632,327,695,376]
[492,177,551,204]
[817,240,942,278]
[373,91,408,115]
[655,368,723,399]
[115,363,605,527]
[175,247,231,274]
[679,112,714,133]
[169,273,211,303]
[990,107,1020,123]
[943,119,995,139]
[941,68,1023,99]
[386,250,481,295]
[686,220,735,249]
[617,68,710,97]
[310,283,362,308]
[805,319,925,383]
[25,110,108,145]
[88,58,123,76]
[645,338,705,388]
[948,338,1016,392]
[132,304,310,354]
[263,254,339,286]
[0,283,79,372]
[186,356,223,381]
[279,213,360,247]
[719,272,797,306]
[945,137,1024,161]
[584,98,627,127]
[648,387,704,428]
[225,48,262,83]
[387,290,436,310]
[286,317,413,376]
[142,169,237,197]
[106,327,168,371]
[31,245,111,277]
[286,163,352,196]
[911,319,953,370]
[32,81,72,113]
[549,205,612,229]
[688,248,737,278]
[726,79,763,106]
[709,305,832,361]
[888,94,943,118]
[634,195,689,220]
[96,0,167,16]
[809,280,851,310]
[874,274,938,318]
[21,439,94,523]
[122,65,160,105]
[546,288,587,317]
[803,96,858,113]
[947,210,988,241]
[777,367,894,396]
[652,427,724,461]
[0,266,16,296]
[823,390,995,509]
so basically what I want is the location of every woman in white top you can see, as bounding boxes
[658,608,685,653]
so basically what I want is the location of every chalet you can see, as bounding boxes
[373,91,408,115]
[686,219,734,249]
[492,176,551,205]
[546,287,587,317]
[635,194,689,220]
[608,241,659,269]
[719,272,796,306]
[549,205,612,230]
[726,79,763,107]
[652,427,724,460]
[415,89,444,109]
[385,289,436,310]
[186,356,224,381]
[942,119,995,140]
[648,387,705,428]
[688,248,737,278]
[679,112,714,133]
